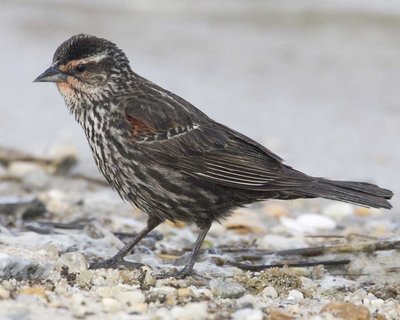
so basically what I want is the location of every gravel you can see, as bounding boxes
[0,149,399,319]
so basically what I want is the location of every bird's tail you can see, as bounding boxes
[298,178,393,209]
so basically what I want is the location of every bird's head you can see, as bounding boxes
[34,34,132,108]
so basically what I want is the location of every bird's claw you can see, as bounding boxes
[89,257,144,270]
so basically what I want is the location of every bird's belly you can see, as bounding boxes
[92,145,234,224]
[83,123,248,225]
[118,162,252,225]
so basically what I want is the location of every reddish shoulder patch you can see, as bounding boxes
[125,113,156,140]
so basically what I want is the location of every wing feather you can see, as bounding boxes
[123,82,311,191]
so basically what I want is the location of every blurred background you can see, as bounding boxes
[0,0,399,207]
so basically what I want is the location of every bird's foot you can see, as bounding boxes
[156,267,209,280]
[89,257,144,270]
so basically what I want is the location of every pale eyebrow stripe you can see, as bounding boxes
[56,52,109,72]
[78,52,109,64]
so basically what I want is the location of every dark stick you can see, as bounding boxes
[69,173,109,186]
[228,259,351,271]
[218,240,400,257]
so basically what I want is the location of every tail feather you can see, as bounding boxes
[299,178,393,209]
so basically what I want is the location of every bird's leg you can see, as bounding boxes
[89,216,162,270]
[157,222,211,279]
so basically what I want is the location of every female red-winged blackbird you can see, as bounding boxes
[35,34,393,278]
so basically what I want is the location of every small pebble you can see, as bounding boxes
[354,207,376,217]
[150,286,177,305]
[209,279,246,299]
[96,286,120,298]
[232,308,263,320]
[349,288,368,302]
[177,287,194,298]
[281,214,336,233]
[70,292,89,317]
[263,203,289,219]
[323,203,354,220]
[170,302,208,320]
[259,234,307,250]
[8,162,45,178]
[119,269,143,285]
[262,286,278,299]
[43,189,70,214]
[370,298,385,309]
[142,267,156,286]
[268,308,295,320]
[18,286,47,299]
[0,287,10,299]
[102,297,121,313]
[76,270,93,287]
[208,223,226,236]
[55,252,88,273]
[287,289,304,301]
[91,269,120,287]
[362,293,384,310]
[192,288,212,298]
[152,286,177,296]
[321,302,371,320]
[115,290,145,305]
[237,294,259,309]
[223,209,266,234]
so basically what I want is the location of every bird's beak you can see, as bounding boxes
[33,66,67,83]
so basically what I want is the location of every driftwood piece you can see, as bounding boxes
[0,147,77,174]
[217,240,400,257]
[0,196,46,219]
[24,220,163,242]
[228,259,351,271]
[69,173,109,186]
[223,240,400,271]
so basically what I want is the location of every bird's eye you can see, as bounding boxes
[75,64,86,73]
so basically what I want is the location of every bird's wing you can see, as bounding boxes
[123,86,310,190]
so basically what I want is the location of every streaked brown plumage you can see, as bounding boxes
[34,34,393,278]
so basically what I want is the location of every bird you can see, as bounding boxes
[34,34,393,279]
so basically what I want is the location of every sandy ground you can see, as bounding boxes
[0,148,399,319]
[0,0,399,206]
[0,1,399,319]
